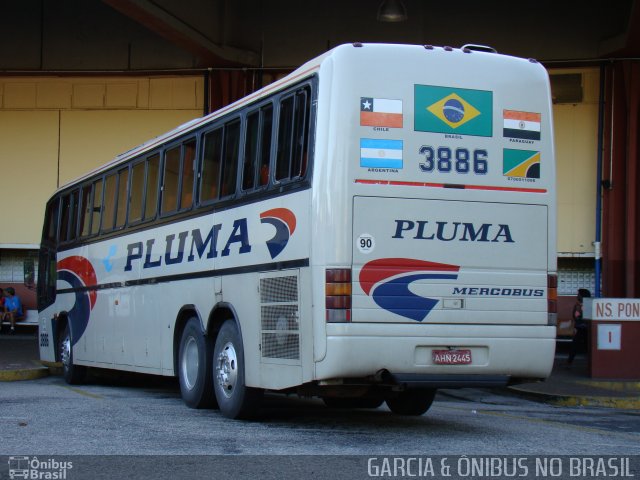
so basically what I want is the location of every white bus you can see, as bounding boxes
[38,43,557,419]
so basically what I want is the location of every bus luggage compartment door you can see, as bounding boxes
[351,196,549,325]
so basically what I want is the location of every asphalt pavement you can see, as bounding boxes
[1,328,638,409]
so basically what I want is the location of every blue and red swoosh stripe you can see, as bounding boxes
[359,258,460,322]
[57,256,97,345]
[260,208,297,259]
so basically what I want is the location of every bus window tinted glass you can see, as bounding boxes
[259,105,273,186]
[115,167,129,228]
[129,161,145,223]
[221,120,240,197]
[102,173,117,231]
[70,190,80,240]
[276,87,310,182]
[201,128,222,203]
[144,154,160,220]
[45,198,59,243]
[90,179,103,235]
[180,140,196,210]
[276,96,294,181]
[79,184,93,237]
[161,146,180,214]
[292,89,310,178]
[242,111,259,190]
[59,195,71,242]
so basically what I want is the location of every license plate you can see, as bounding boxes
[432,349,472,365]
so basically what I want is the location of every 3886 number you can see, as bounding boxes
[418,146,488,175]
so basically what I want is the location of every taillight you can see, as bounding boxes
[547,273,558,326]
[326,268,352,322]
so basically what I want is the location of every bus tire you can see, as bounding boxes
[385,389,436,416]
[177,317,217,409]
[59,324,86,385]
[213,320,263,419]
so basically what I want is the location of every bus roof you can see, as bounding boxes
[54,43,535,194]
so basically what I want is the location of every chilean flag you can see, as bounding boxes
[360,97,403,128]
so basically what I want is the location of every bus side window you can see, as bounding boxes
[276,95,294,181]
[221,119,240,198]
[144,154,160,221]
[276,86,310,182]
[115,167,129,229]
[59,195,71,243]
[259,105,273,186]
[102,173,117,232]
[242,106,274,192]
[129,160,145,223]
[200,128,222,203]
[292,88,310,178]
[90,178,103,235]
[79,183,93,237]
[69,189,80,241]
[180,139,196,210]
[44,198,59,244]
[161,146,180,215]
[242,111,259,191]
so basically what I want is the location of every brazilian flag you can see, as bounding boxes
[414,85,493,137]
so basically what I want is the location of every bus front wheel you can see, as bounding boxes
[385,389,436,416]
[213,320,263,419]
[59,324,86,385]
[178,317,217,409]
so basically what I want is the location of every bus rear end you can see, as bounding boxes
[312,44,556,412]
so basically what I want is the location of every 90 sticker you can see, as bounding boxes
[418,146,488,175]
[356,233,376,254]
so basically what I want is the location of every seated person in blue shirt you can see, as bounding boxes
[3,287,23,334]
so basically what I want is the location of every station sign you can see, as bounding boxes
[585,298,640,321]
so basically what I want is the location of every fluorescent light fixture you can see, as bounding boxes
[377,0,408,22]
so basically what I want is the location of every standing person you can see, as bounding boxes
[567,288,591,366]
[3,287,23,334]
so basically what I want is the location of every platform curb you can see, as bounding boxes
[551,395,640,409]
[0,366,49,382]
[507,386,640,410]
[574,379,640,392]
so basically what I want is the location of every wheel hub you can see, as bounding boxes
[60,335,71,369]
[181,336,199,391]
[216,342,238,398]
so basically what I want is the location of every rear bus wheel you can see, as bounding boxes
[213,320,263,419]
[59,324,86,385]
[385,389,437,416]
[178,317,217,409]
